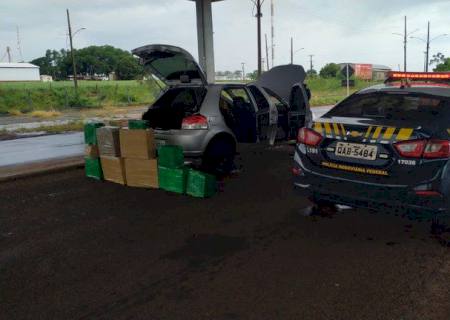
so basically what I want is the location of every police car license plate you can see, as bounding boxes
[335,142,377,160]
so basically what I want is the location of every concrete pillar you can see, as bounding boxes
[194,0,216,83]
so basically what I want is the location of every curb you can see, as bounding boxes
[0,156,84,182]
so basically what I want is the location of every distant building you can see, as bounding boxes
[0,62,40,82]
[40,75,53,82]
[338,63,391,81]
[372,64,392,81]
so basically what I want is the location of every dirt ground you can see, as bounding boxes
[1,144,449,320]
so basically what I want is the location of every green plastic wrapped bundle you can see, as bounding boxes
[158,145,184,168]
[128,119,149,130]
[84,122,104,145]
[85,157,103,180]
[186,169,217,198]
[158,166,187,194]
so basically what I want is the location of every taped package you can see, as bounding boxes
[96,126,121,157]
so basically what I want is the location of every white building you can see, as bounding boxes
[0,63,40,82]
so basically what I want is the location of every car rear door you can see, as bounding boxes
[247,84,273,141]
[289,84,312,139]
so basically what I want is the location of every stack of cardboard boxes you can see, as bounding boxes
[121,127,158,188]
[83,121,217,198]
[97,126,126,185]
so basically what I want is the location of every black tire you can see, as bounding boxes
[431,217,450,247]
[202,136,236,176]
[309,196,338,217]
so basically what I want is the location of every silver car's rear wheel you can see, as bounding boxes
[202,136,236,176]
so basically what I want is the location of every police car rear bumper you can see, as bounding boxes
[294,169,449,219]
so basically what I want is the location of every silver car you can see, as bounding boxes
[132,44,311,172]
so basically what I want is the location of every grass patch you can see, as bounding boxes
[29,110,62,118]
[8,109,23,116]
[306,78,381,107]
[12,121,85,134]
[0,80,159,115]
[0,78,380,115]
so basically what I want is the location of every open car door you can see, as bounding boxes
[256,64,311,139]
[132,44,207,86]
[288,84,312,139]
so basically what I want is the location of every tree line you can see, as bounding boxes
[30,45,144,80]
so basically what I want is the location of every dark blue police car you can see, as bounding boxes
[294,72,450,245]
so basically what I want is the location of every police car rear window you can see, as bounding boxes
[326,92,449,121]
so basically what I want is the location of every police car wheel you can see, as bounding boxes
[310,198,338,217]
[431,218,450,247]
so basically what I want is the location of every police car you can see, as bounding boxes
[293,72,450,244]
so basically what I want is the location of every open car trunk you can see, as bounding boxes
[142,86,207,130]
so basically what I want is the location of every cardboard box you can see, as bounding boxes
[120,129,156,159]
[100,156,126,185]
[125,158,158,188]
[85,145,99,158]
[97,126,121,157]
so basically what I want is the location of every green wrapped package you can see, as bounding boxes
[128,119,149,130]
[158,145,184,168]
[85,157,103,180]
[158,166,187,194]
[186,169,217,198]
[84,122,104,145]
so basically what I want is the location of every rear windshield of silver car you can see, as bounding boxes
[325,92,450,122]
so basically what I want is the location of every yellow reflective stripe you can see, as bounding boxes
[372,126,383,139]
[383,127,396,140]
[332,123,340,136]
[365,126,373,138]
[340,124,346,136]
[324,122,332,135]
[396,128,414,141]
[313,122,323,134]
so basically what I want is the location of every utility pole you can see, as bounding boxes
[308,54,314,74]
[393,16,418,73]
[424,51,428,72]
[265,33,270,70]
[241,62,246,82]
[6,46,11,63]
[16,26,23,62]
[256,0,262,77]
[425,21,430,72]
[67,8,78,91]
[271,0,275,68]
[290,37,293,64]
[403,16,407,72]
[410,22,447,72]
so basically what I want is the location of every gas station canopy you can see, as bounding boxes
[188,0,225,83]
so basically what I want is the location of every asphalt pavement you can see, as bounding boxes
[1,143,449,320]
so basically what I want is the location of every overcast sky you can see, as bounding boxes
[1,0,450,73]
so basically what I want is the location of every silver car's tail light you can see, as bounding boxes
[181,114,209,130]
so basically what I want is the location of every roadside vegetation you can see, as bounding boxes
[307,77,381,106]
[0,80,160,116]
